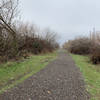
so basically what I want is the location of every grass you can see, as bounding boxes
[0,51,57,94]
[71,54,100,100]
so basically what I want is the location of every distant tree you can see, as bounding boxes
[42,28,59,48]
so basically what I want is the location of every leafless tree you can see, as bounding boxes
[42,28,59,47]
[0,0,19,24]
[0,0,19,58]
[0,0,19,36]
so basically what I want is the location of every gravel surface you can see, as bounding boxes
[0,50,90,100]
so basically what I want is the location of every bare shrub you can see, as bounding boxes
[66,37,93,55]
[15,23,59,55]
[0,21,59,62]
[90,31,100,64]
[90,44,100,64]
[42,28,59,50]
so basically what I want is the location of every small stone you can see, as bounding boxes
[47,90,51,94]
[29,98,31,100]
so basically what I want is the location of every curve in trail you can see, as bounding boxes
[0,50,90,100]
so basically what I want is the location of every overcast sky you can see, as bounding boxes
[20,0,100,44]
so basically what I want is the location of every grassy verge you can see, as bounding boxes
[71,54,100,100]
[0,51,57,94]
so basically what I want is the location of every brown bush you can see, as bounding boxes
[89,31,100,64]
[66,37,93,55]
[0,23,59,62]
[90,44,100,64]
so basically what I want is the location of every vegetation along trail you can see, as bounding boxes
[0,50,90,100]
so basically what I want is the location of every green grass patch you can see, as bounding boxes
[0,51,57,94]
[71,54,100,100]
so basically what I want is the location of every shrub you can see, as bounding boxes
[90,44,100,64]
[0,24,59,62]
[67,37,93,55]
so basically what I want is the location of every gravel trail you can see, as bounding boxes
[0,50,90,100]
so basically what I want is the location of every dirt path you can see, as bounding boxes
[0,50,90,100]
